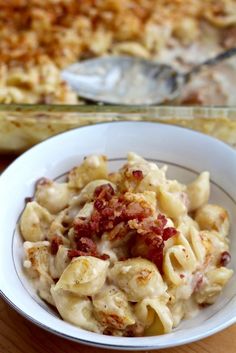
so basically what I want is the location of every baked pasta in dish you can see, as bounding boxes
[1,0,236,105]
[20,153,233,336]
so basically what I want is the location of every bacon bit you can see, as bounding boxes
[68,236,109,260]
[219,251,231,266]
[73,184,176,271]
[94,199,106,211]
[76,237,97,254]
[179,274,185,279]
[163,227,177,241]
[129,213,177,272]
[157,213,168,227]
[73,217,92,238]
[99,254,110,260]
[129,213,175,238]
[132,170,144,180]
[90,211,101,233]
[145,240,164,272]
[67,249,83,259]
[144,232,163,248]
[91,210,113,234]
[50,236,63,255]
[101,207,114,218]
[124,202,152,221]
[78,190,152,240]
[94,183,115,200]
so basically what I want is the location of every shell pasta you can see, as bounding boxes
[20,153,233,336]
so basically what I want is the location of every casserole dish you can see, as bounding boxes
[0,105,236,154]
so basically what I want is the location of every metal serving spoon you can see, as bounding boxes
[62,47,236,105]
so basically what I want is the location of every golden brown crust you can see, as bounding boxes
[1,0,234,67]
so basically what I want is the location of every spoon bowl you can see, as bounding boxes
[61,56,185,105]
[62,48,236,105]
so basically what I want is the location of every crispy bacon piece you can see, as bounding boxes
[99,254,110,260]
[163,226,177,241]
[94,183,115,200]
[129,213,177,271]
[68,236,110,260]
[219,251,231,266]
[76,237,97,253]
[76,186,152,239]
[67,249,84,259]
[123,201,152,221]
[73,217,92,238]
[143,232,164,272]
[94,198,106,211]
[147,248,164,272]
[50,236,63,255]
[100,207,114,218]
[90,209,114,235]
[72,184,176,271]
[129,214,176,237]
[157,213,168,227]
[132,170,144,180]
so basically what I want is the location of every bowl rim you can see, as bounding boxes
[0,121,236,350]
[1,288,236,351]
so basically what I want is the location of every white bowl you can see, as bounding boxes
[0,122,236,350]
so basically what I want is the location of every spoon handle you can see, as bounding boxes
[185,47,236,81]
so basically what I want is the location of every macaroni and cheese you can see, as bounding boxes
[20,153,233,336]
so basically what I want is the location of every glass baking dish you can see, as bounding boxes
[0,104,236,154]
